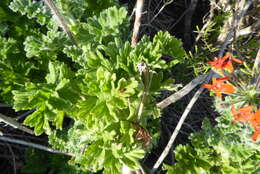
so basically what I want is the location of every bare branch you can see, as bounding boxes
[131,1,150,123]
[254,48,260,88]
[236,20,260,37]
[0,113,34,135]
[152,1,255,171]
[218,0,254,57]
[16,109,36,121]
[152,86,205,172]
[184,0,198,49]
[0,104,12,108]
[131,0,145,46]
[195,1,219,42]
[168,8,189,30]
[149,0,174,24]
[156,73,208,109]
[254,48,260,72]
[0,135,74,157]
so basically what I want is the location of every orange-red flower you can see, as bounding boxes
[202,77,234,97]
[208,52,243,71]
[251,109,260,141]
[252,128,260,141]
[252,109,260,125]
[231,105,255,122]
[231,106,260,141]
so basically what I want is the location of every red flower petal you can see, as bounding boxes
[207,53,242,71]
[252,129,260,141]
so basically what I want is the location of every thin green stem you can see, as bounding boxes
[137,63,152,121]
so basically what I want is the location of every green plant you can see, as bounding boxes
[164,54,260,173]
[22,148,90,174]
[0,0,186,173]
[164,118,260,174]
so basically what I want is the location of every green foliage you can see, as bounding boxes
[70,6,130,53]
[24,31,68,63]
[0,36,33,103]
[13,61,79,135]
[1,0,258,173]
[189,9,230,75]
[165,101,260,174]
[165,121,260,173]
[166,54,259,173]
[53,0,119,22]
[9,0,52,26]
[236,38,260,62]
[22,148,90,174]
[0,0,39,37]
[1,0,186,173]
[9,0,118,28]
[49,120,145,173]
[0,0,50,103]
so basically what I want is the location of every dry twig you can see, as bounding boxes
[184,0,198,49]
[156,74,208,109]
[131,0,145,46]
[254,48,260,88]
[195,1,219,42]
[254,48,260,72]
[0,135,74,157]
[0,113,34,135]
[152,70,213,172]
[152,1,255,172]
[149,0,173,24]
[152,86,206,172]
[218,0,254,57]
[152,0,253,173]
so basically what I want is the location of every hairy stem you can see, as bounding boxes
[137,64,151,121]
